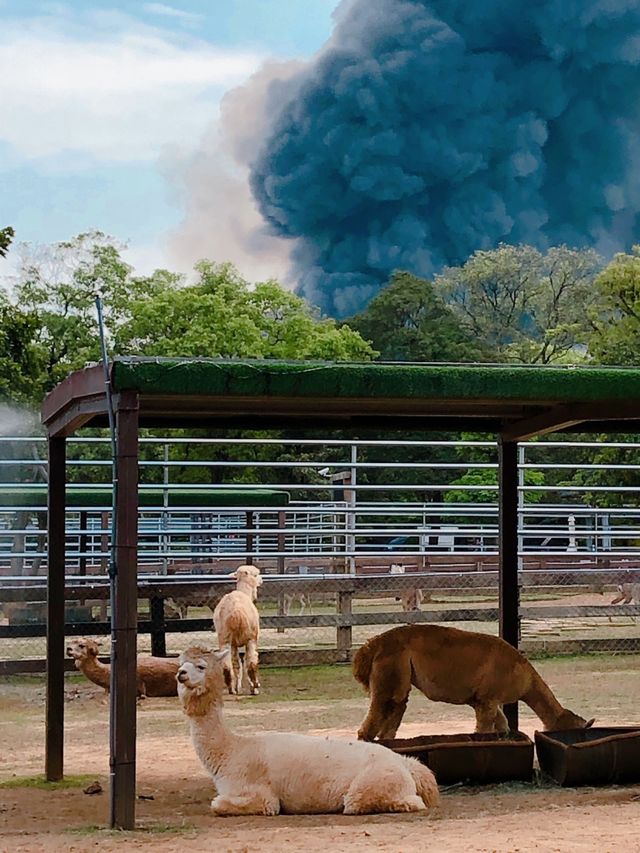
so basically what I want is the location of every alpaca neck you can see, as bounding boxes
[77,655,111,690]
[235,580,256,599]
[522,667,568,728]
[184,690,233,774]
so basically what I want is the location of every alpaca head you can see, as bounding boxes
[550,709,595,731]
[177,646,227,713]
[230,564,263,600]
[66,637,101,663]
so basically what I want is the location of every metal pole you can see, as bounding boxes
[45,435,66,781]
[111,393,139,829]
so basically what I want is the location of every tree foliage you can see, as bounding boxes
[588,247,640,365]
[115,260,374,361]
[437,244,602,363]
[0,227,14,259]
[0,232,375,407]
[345,271,486,362]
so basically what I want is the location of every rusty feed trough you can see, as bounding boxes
[379,732,534,785]
[535,727,640,786]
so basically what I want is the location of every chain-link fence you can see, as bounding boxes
[2,435,640,672]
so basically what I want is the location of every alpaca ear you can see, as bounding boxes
[212,648,231,662]
[584,718,595,728]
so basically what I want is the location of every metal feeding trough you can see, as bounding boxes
[535,727,640,787]
[379,732,534,786]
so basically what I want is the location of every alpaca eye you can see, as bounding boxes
[197,664,206,670]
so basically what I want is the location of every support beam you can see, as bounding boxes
[498,437,519,732]
[110,392,139,830]
[46,436,66,781]
[501,405,590,442]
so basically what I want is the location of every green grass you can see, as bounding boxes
[0,773,98,790]
[245,663,356,704]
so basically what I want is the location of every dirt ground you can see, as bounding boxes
[2,655,640,852]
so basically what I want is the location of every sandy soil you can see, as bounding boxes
[2,655,640,852]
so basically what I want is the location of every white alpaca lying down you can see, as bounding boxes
[177,646,439,816]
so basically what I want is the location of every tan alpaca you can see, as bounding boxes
[212,564,262,695]
[282,591,312,616]
[177,646,439,816]
[400,587,424,612]
[611,583,640,604]
[66,638,179,697]
[353,625,594,740]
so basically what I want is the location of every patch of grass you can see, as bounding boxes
[0,773,98,790]
[246,663,356,704]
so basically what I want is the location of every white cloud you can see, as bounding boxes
[0,10,262,164]
[143,3,203,25]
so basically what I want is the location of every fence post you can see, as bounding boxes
[149,595,167,657]
[337,589,353,660]
[498,437,520,732]
[277,509,286,633]
[245,511,254,564]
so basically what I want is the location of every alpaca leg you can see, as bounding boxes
[343,767,425,815]
[474,701,502,733]
[231,645,243,694]
[212,789,280,816]
[376,698,409,740]
[246,639,260,695]
[357,657,411,741]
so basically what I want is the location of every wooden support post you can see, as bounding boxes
[245,511,254,564]
[149,596,167,657]
[337,590,353,660]
[109,392,139,830]
[46,435,66,782]
[498,437,520,732]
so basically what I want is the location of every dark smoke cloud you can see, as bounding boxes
[250,0,640,317]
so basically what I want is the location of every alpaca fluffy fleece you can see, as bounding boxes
[212,564,262,695]
[353,624,594,740]
[177,646,439,816]
[66,637,179,697]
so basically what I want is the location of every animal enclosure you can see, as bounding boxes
[1,654,640,850]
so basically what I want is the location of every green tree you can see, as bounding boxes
[345,271,487,362]
[437,244,602,363]
[0,296,46,404]
[115,260,375,361]
[0,227,14,258]
[588,247,640,365]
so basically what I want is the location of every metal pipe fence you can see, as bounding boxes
[2,435,640,671]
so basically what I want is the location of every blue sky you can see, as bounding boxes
[0,0,338,274]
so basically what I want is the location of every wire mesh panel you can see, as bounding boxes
[2,434,640,672]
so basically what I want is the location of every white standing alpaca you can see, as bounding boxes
[177,646,439,816]
[212,564,262,695]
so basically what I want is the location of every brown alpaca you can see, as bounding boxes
[66,638,179,697]
[353,625,594,740]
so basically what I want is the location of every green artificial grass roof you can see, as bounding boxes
[110,357,640,403]
[41,357,640,437]
[0,486,289,508]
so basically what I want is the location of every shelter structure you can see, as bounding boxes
[41,357,640,828]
